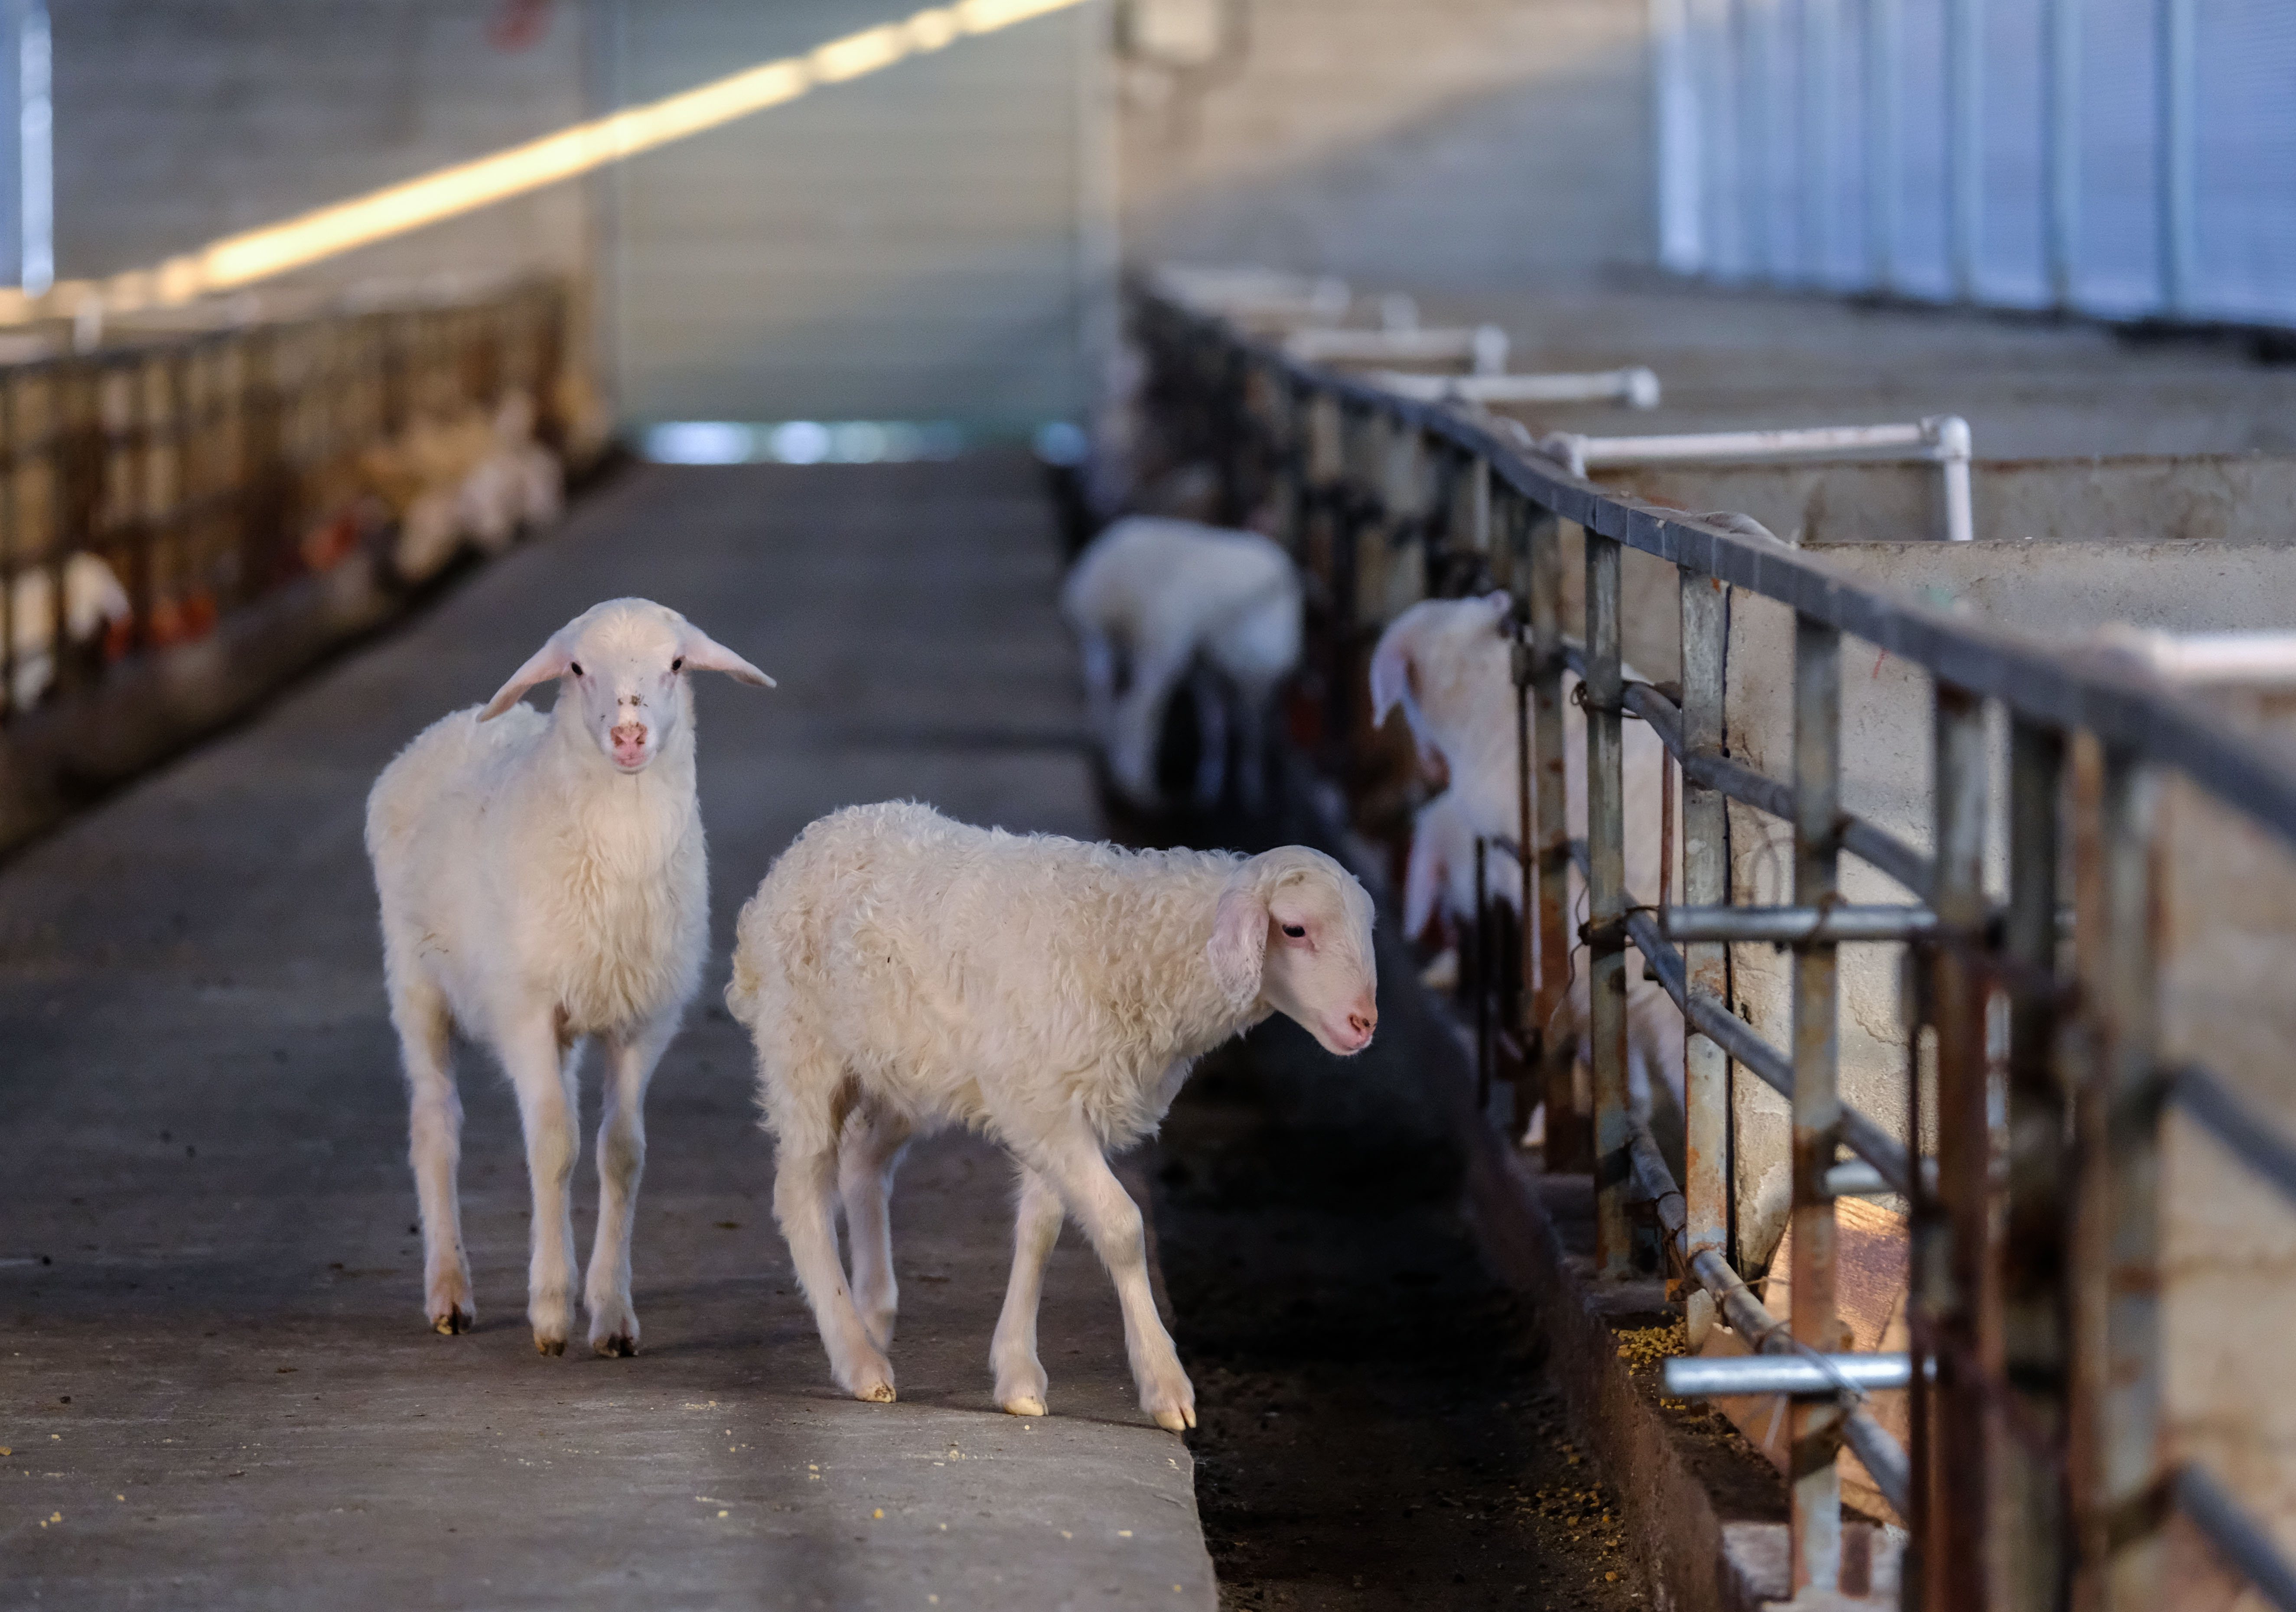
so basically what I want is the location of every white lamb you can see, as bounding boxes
[7,551,131,709]
[366,598,773,1355]
[1061,516,1303,814]
[725,800,1378,1431]
[1402,786,1524,947]
[1370,595,1682,1127]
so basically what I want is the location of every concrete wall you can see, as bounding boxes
[1599,454,2296,549]
[52,1,592,293]
[1117,0,1652,289]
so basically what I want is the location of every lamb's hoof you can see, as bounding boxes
[855,1379,897,1404]
[593,1332,638,1359]
[534,1333,567,1357]
[1152,1405,1196,1434]
[430,1306,474,1336]
[1002,1395,1047,1419]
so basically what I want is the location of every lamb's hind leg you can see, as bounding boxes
[772,1073,896,1403]
[585,1016,673,1357]
[392,974,471,1334]
[838,1105,914,1351]
[989,1165,1064,1417]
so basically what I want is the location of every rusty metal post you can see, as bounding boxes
[1924,682,1993,1612]
[2076,744,2164,1612]
[0,375,15,721]
[2002,715,2071,1611]
[1680,569,1730,1347]
[1788,611,1843,1595]
[1275,375,1306,562]
[1474,832,1493,1115]
[1510,513,1539,1138]
[1587,528,1632,1278]
[1529,508,1584,1170]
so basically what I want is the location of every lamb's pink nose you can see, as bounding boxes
[610,721,648,762]
[1348,1008,1378,1040]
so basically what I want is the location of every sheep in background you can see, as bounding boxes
[1061,516,1302,816]
[367,598,773,1355]
[368,391,565,582]
[1370,595,1682,1140]
[6,552,132,710]
[726,801,1378,1431]
[1401,787,1522,993]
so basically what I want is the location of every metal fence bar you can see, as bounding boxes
[1680,563,1729,1348]
[1925,682,1993,1610]
[2002,716,2071,1609]
[2175,1464,2296,1612]
[1587,526,1634,1277]
[2083,745,2165,1609]
[1788,611,1845,1595]
[1529,506,1584,1170]
[2168,1065,2296,1212]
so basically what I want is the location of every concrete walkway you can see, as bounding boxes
[0,458,1217,1609]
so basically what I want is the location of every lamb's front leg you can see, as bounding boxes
[391,974,472,1335]
[990,1166,1064,1417]
[1023,1115,1194,1433]
[585,1017,672,1357]
[837,1108,914,1350]
[504,1021,583,1356]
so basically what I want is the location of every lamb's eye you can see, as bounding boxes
[671,656,684,672]
[569,662,584,677]
[1281,923,1306,939]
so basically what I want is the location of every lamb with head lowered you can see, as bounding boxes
[725,800,1377,1432]
[366,598,773,1356]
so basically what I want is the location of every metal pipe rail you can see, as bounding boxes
[1625,1114,1913,1517]
[1139,278,2296,1608]
[1536,415,1976,543]
[1282,324,1509,375]
[1362,366,1661,410]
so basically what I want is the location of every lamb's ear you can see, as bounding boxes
[1206,881,1270,1002]
[1368,621,1413,726]
[679,624,775,688]
[479,637,573,721]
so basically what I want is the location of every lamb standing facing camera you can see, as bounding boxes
[725,800,1378,1431]
[366,598,774,1356]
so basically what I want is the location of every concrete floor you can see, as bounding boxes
[0,458,1218,1609]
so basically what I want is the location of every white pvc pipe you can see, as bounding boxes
[1544,413,1976,542]
[2107,630,2296,688]
[1365,366,1662,409]
[1284,324,1511,374]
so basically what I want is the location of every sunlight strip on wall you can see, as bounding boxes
[4,0,1084,319]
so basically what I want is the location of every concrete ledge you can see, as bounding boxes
[0,553,405,858]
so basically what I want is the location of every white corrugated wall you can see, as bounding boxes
[1651,0,2296,329]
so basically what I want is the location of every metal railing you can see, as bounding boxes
[1138,279,2296,1610]
[0,279,570,725]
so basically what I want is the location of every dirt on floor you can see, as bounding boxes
[1151,1017,1650,1612]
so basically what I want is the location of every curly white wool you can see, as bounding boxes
[366,597,772,1358]
[1061,516,1302,812]
[727,800,1378,1432]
